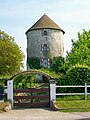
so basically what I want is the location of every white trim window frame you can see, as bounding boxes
[41,44,49,51]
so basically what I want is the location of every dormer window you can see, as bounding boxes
[41,44,49,51]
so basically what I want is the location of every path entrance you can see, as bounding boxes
[7,70,54,108]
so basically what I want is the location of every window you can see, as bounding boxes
[41,44,49,51]
[42,30,48,36]
[41,58,50,68]
[43,31,47,35]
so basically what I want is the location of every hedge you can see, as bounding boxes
[56,65,90,93]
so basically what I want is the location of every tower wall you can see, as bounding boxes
[27,28,64,60]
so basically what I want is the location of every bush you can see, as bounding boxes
[56,65,90,93]
[27,57,41,69]
[50,56,65,73]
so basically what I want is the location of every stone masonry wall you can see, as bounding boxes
[27,29,64,59]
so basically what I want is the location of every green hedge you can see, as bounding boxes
[56,65,90,93]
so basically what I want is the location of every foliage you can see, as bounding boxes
[13,68,58,88]
[0,30,24,76]
[66,29,90,68]
[0,78,6,86]
[27,56,65,74]
[50,56,65,73]
[56,65,90,93]
[13,74,35,88]
[38,68,60,79]
[58,65,90,85]
[27,57,41,69]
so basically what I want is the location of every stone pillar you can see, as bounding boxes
[50,79,57,110]
[50,79,56,104]
[7,80,13,107]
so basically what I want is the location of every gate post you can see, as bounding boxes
[7,80,13,107]
[50,79,56,107]
[85,83,87,100]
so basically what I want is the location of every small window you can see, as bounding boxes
[42,30,48,36]
[41,44,49,51]
[41,58,50,68]
[43,44,47,51]
[44,31,47,35]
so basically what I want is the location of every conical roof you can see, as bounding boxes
[26,14,65,34]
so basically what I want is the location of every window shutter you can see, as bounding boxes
[47,59,50,65]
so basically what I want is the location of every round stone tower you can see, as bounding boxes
[26,14,65,68]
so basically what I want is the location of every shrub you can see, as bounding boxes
[27,57,41,69]
[56,65,90,93]
[50,56,65,73]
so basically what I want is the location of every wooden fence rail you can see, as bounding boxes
[56,83,90,100]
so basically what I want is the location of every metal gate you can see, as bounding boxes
[13,86,50,108]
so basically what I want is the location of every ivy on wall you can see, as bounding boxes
[27,57,41,69]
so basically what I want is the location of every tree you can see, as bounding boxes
[66,29,90,67]
[50,56,65,73]
[0,30,24,76]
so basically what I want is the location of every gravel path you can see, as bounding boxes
[0,108,90,120]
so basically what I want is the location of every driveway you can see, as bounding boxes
[0,108,90,120]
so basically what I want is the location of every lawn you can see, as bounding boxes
[55,96,90,112]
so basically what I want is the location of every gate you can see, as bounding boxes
[13,85,50,108]
[7,70,55,108]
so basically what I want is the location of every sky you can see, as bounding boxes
[0,0,90,70]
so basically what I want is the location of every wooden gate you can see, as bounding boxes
[13,86,50,108]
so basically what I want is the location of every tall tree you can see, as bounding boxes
[0,30,24,76]
[66,29,90,67]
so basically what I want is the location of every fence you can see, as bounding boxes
[56,83,90,100]
[5,80,90,108]
[0,86,4,102]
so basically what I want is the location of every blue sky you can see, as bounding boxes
[0,0,90,69]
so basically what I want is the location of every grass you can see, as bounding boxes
[59,108,90,112]
[55,96,90,112]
